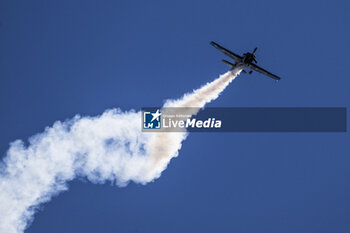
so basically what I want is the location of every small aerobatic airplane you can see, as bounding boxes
[210,41,281,81]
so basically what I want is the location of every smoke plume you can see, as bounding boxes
[0,68,241,233]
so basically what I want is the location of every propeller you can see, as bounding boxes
[252,47,258,63]
[252,47,258,54]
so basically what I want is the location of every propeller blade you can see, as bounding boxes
[252,47,258,54]
[253,58,258,64]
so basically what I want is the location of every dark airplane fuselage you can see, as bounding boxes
[242,53,255,64]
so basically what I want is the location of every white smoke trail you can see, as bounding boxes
[0,68,241,233]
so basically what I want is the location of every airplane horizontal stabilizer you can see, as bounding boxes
[221,59,235,67]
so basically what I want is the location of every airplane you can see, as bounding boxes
[210,41,281,81]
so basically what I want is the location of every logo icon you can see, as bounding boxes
[143,109,162,129]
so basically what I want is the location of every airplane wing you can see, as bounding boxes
[210,41,243,63]
[248,63,281,81]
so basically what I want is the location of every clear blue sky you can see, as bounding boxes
[0,0,349,232]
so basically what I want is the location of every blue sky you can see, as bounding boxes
[0,0,349,232]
